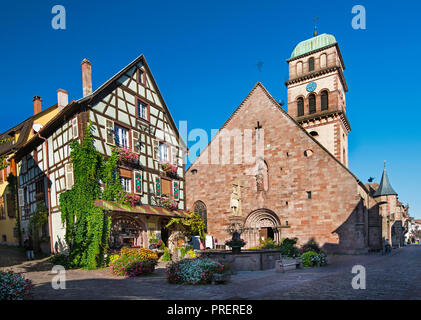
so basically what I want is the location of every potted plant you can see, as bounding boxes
[125,193,141,207]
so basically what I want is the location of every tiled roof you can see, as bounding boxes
[373,166,397,197]
[94,200,190,218]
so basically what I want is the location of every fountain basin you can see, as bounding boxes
[196,249,281,271]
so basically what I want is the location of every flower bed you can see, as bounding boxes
[166,258,227,285]
[109,247,158,277]
[0,270,34,300]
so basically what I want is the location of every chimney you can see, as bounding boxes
[33,96,42,115]
[57,89,68,112]
[81,58,92,97]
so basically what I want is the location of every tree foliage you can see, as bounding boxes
[166,212,207,240]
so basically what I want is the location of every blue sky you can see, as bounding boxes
[0,0,420,218]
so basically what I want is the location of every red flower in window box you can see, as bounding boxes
[125,193,141,207]
[161,162,177,173]
[116,147,139,163]
[161,197,178,211]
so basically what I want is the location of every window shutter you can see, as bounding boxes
[106,120,115,145]
[161,179,171,197]
[172,180,179,201]
[18,188,24,207]
[65,163,74,190]
[133,171,142,195]
[6,193,15,218]
[132,130,141,154]
[72,117,78,138]
[152,139,159,160]
[155,177,161,196]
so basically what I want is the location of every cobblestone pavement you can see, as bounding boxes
[3,245,421,300]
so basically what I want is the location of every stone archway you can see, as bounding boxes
[243,209,281,248]
[109,214,147,249]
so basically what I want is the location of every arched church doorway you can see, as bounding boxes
[243,209,281,248]
[109,214,147,249]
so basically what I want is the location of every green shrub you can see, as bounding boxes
[279,238,299,258]
[161,248,171,262]
[300,251,319,267]
[300,239,322,254]
[48,254,70,268]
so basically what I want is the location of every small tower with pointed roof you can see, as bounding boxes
[373,162,399,245]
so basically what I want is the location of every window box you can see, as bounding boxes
[116,147,140,164]
[161,197,178,211]
[161,162,177,174]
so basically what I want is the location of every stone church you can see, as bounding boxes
[186,32,409,254]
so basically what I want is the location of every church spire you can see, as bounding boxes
[373,161,398,197]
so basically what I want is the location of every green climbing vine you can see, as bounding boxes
[102,146,127,204]
[60,122,112,269]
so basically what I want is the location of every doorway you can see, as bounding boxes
[259,227,274,242]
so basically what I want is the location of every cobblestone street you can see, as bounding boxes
[2,245,420,300]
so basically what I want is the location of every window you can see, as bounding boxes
[137,69,145,84]
[194,201,207,230]
[114,124,129,149]
[321,91,328,110]
[121,177,132,193]
[309,94,316,114]
[309,131,319,137]
[159,143,169,162]
[320,53,327,68]
[308,57,315,72]
[297,97,304,116]
[137,99,148,121]
[65,164,74,190]
[132,130,142,154]
[307,191,312,199]
[296,61,303,76]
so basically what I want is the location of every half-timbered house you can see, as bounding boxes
[14,55,188,253]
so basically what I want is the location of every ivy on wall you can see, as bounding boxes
[60,123,111,269]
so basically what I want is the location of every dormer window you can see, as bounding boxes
[308,57,315,72]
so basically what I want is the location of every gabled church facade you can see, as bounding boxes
[186,32,409,254]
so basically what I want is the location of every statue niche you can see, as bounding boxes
[255,157,268,192]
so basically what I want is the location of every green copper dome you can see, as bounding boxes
[290,33,337,59]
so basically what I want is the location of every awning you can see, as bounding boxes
[94,200,191,218]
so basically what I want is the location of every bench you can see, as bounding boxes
[275,258,303,273]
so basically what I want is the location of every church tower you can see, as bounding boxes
[285,31,350,167]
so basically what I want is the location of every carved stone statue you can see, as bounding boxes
[230,181,243,216]
[255,157,268,192]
